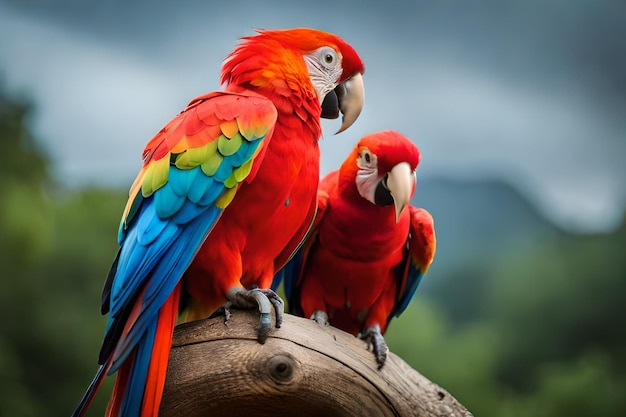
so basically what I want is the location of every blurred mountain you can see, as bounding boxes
[415,176,563,274]
[411,176,566,324]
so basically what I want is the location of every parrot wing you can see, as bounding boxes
[271,187,331,314]
[99,89,277,370]
[272,197,317,277]
[272,167,339,278]
[391,206,436,318]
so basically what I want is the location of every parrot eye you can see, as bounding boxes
[317,46,339,69]
[357,148,376,169]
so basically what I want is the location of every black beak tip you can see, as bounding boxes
[374,178,394,207]
[320,89,339,119]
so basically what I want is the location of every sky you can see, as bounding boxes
[1,0,625,233]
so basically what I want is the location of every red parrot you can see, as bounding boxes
[273,130,436,369]
[72,28,364,417]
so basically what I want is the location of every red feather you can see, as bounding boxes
[141,284,180,416]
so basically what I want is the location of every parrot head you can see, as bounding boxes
[344,130,421,222]
[221,28,365,133]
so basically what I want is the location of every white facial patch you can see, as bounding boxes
[355,148,380,205]
[304,46,343,103]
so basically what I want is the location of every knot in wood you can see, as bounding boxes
[266,353,297,385]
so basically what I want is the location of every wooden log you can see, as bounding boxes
[160,309,473,417]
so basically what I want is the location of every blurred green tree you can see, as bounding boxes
[501,353,626,417]
[0,87,126,417]
[488,220,626,390]
[387,213,626,417]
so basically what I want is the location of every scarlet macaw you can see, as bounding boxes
[274,130,436,369]
[73,28,364,417]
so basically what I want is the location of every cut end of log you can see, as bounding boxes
[160,309,473,417]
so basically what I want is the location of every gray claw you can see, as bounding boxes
[208,302,232,325]
[262,289,284,328]
[226,287,284,344]
[310,310,330,326]
[222,302,232,325]
[360,324,389,369]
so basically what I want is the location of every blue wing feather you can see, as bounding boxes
[168,165,198,196]
[108,198,222,371]
[197,181,225,206]
[154,183,186,218]
[228,139,251,166]
[392,207,436,318]
[187,168,213,203]
[134,203,171,246]
[270,270,283,292]
[272,247,304,313]
[171,198,212,224]
[392,257,425,318]
[213,157,235,182]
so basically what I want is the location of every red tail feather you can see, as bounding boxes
[106,351,133,417]
[105,284,180,417]
[141,284,181,416]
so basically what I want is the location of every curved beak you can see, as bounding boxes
[320,72,364,134]
[386,162,415,223]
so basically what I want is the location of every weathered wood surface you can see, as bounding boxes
[160,309,473,417]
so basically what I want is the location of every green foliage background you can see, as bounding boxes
[1,88,624,416]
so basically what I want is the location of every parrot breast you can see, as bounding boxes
[182,97,322,317]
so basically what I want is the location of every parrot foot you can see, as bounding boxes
[226,287,284,344]
[360,324,389,369]
[208,302,233,324]
[310,310,329,326]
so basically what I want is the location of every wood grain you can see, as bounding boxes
[160,309,473,417]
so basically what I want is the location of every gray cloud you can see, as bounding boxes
[1,0,624,232]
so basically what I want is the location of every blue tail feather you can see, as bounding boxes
[71,363,108,417]
[118,321,156,415]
